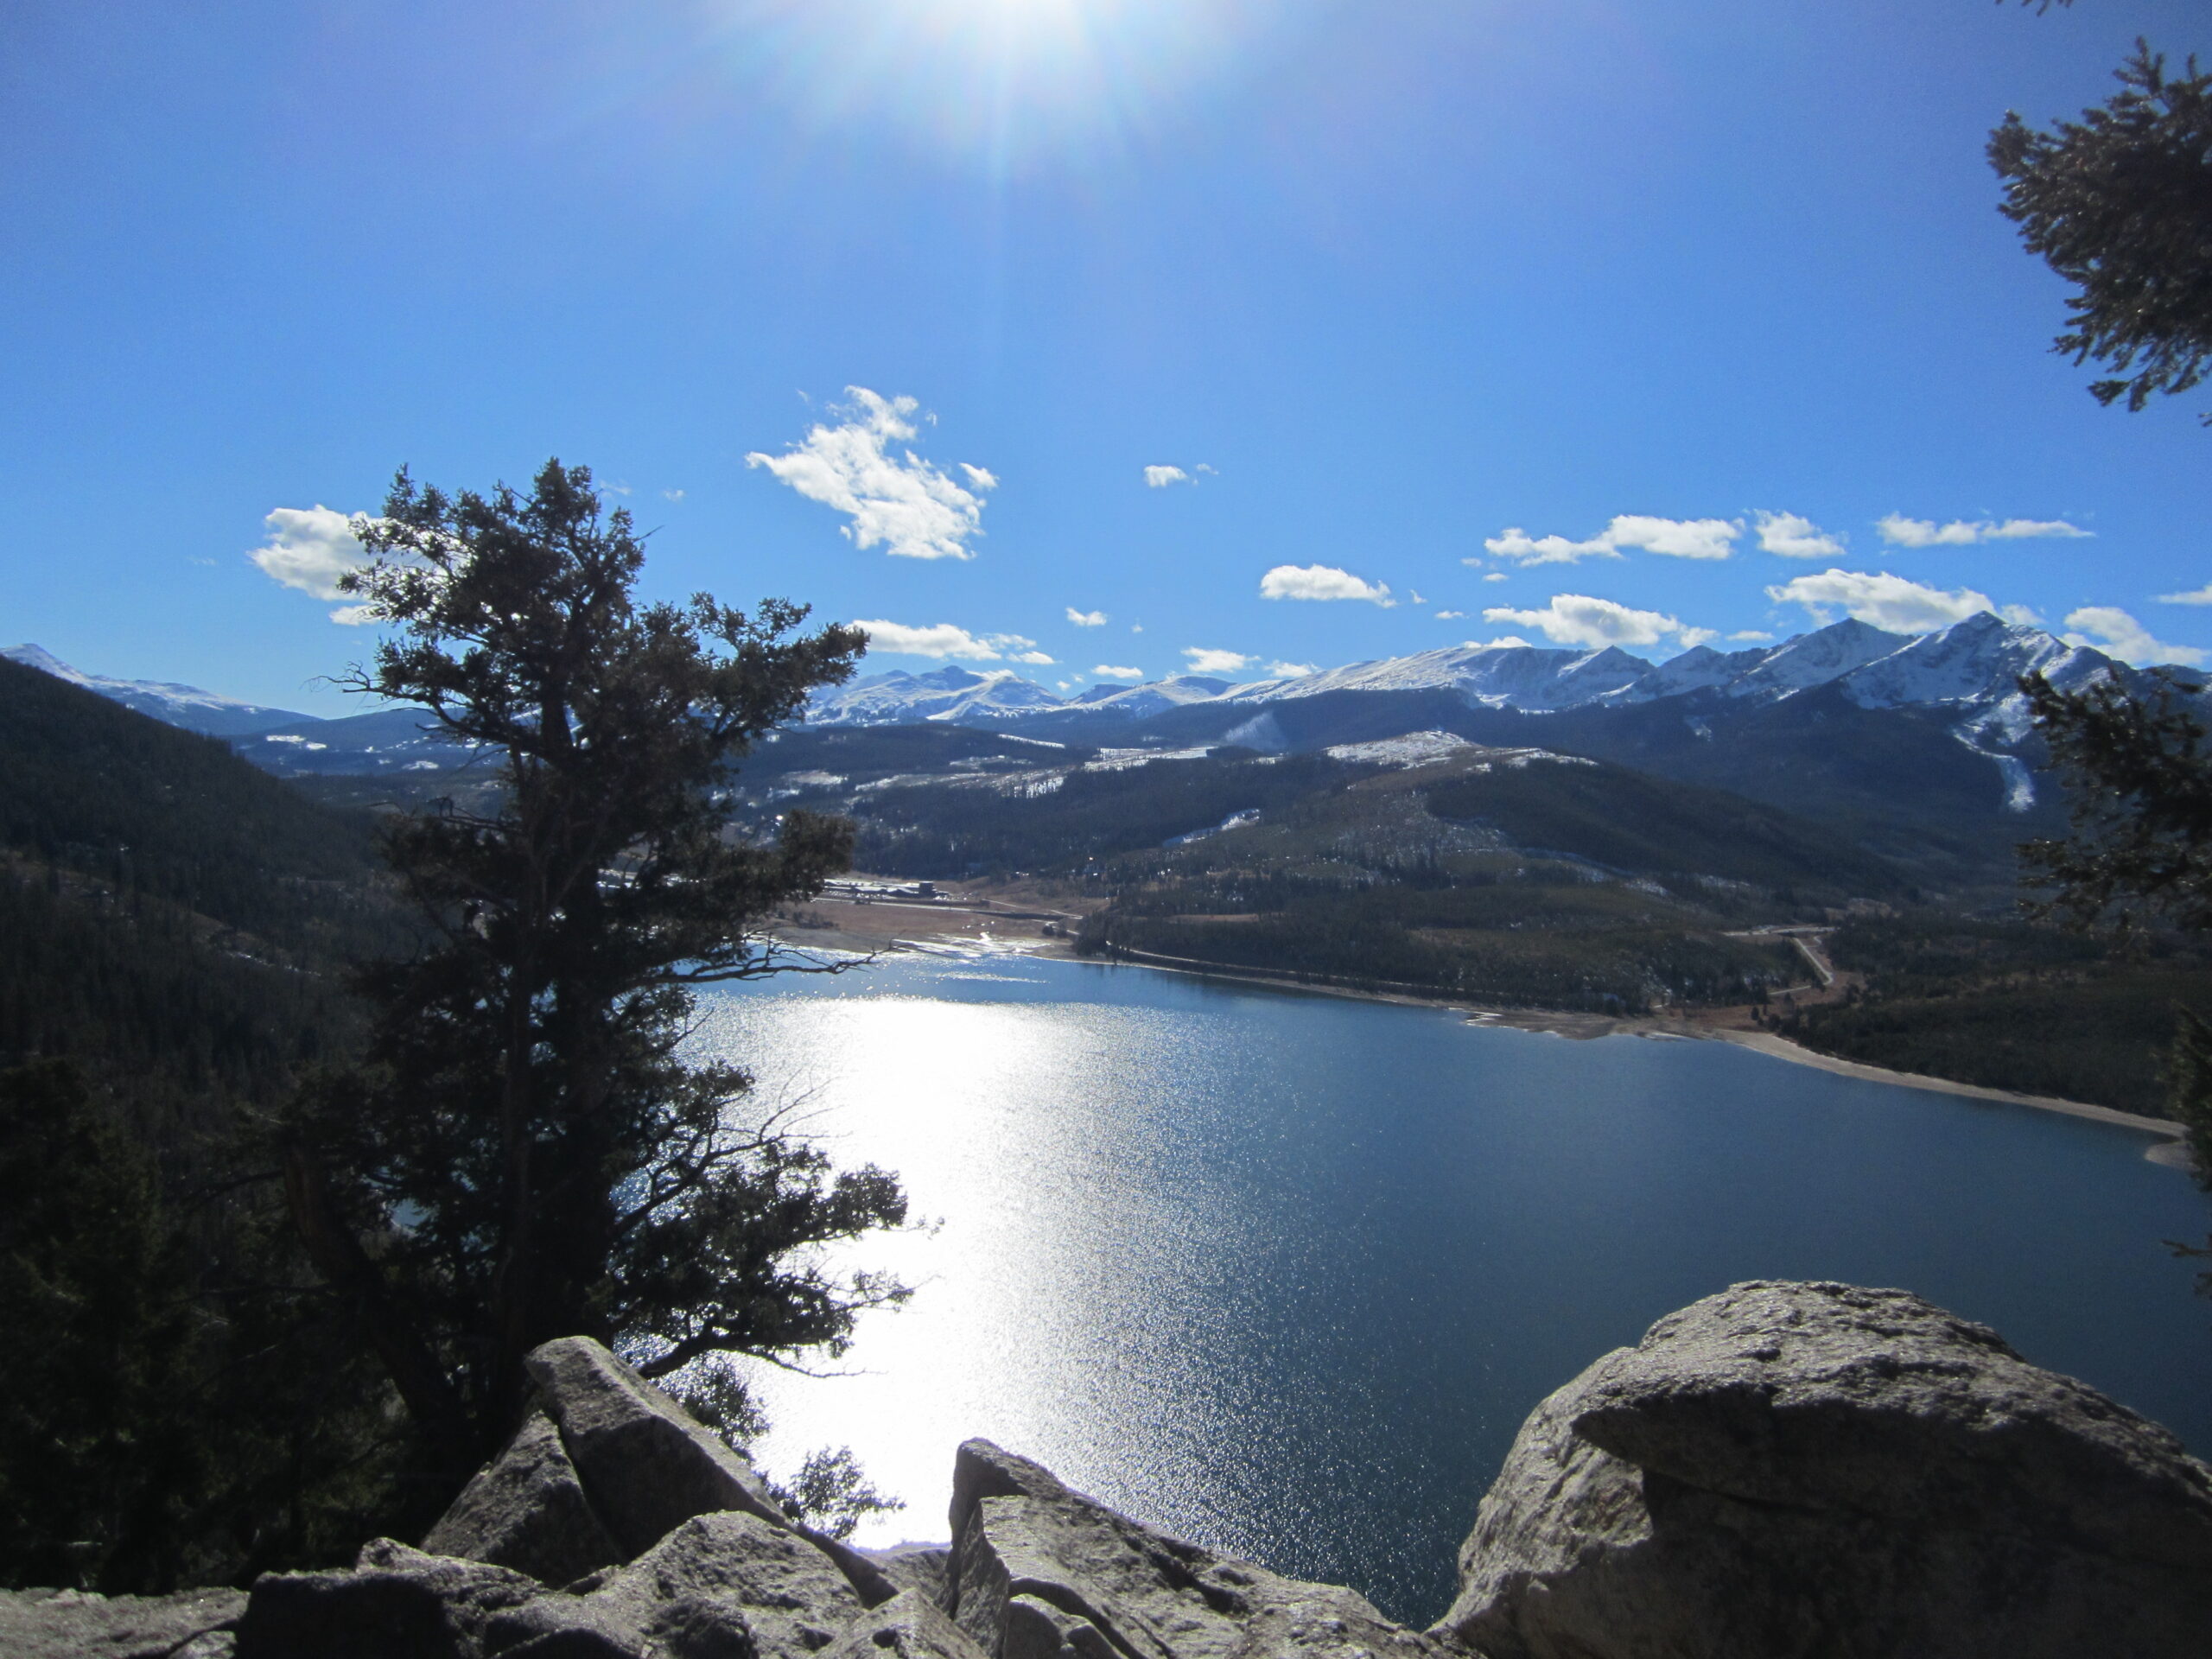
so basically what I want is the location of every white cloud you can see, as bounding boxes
[854,620,1051,662]
[1258,563,1395,605]
[1144,465,1192,488]
[1267,660,1319,677]
[1480,514,1740,566]
[1435,609,1465,620]
[1607,515,1740,561]
[250,505,382,624]
[1753,511,1846,560]
[2000,603,2044,627]
[1465,635,1532,650]
[1478,526,1622,566]
[746,387,993,561]
[662,487,685,502]
[1092,664,1147,680]
[1482,571,1509,582]
[1482,594,1702,650]
[1183,647,1251,675]
[2158,583,2212,606]
[1764,568,1994,632]
[2061,607,2208,667]
[1728,629,1775,643]
[960,463,1000,490]
[1877,513,2091,548]
[1066,607,1109,626]
[1409,590,1426,605]
[1131,623,1143,632]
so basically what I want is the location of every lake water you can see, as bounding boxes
[691,951,2212,1625]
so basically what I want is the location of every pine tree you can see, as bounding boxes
[280,461,906,1493]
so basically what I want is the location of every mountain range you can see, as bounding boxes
[811,613,2131,733]
[5,613,2184,883]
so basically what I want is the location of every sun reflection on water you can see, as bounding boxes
[687,955,2212,1624]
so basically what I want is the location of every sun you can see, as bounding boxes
[706,0,1267,169]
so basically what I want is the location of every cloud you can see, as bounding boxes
[1876,513,2091,548]
[1480,514,1741,566]
[1479,527,1622,566]
[1728,629,1775,642]
[747,387,993,560]
[1267,660,1319,677]
[1753,511,1846,560]
[1481,594,1703,650]
[2158,583,2212,606]
[1409,590,1426,606]
[1066,607,1109,626]
[1465,635,1532,650]
[1258,563,1395,605]
[1764,568,1994,632]
[1482,571,1509,582]
[1434,609,1465,620]
[1092,664,1147,680]
[250,505,382,624]
[854,620,1052,663]
[1183,647,1251,675]
[1144,465,1192,488]
[662,488,685,502]
[960,463,1000,490]
[2061,607,2208,667]
[1607,515,1739,561]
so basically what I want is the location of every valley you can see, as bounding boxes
[10,610,2210,1120]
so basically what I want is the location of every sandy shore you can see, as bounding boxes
[765,906,2190,1167]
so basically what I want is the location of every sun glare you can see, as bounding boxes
[707,0,1270,168]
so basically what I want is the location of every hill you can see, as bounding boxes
[733,733,1897,1011]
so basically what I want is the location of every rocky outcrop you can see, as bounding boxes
[946,1440,1452,1659]
[422,1408,622,1589]
[524,1338,792,1557]
[0,1586,244,1658]
[1435,1280,2212,1659]
[207,1287,2212,1659]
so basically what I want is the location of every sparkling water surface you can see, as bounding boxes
[691,953,2212,1625]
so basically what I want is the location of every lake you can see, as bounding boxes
[691,950,2212,1625]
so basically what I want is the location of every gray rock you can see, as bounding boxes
[815,1589,991,1659]
[524,1338,791,1560]
[946,1440,1451,1659]
[1437,1279,2212,1659]
[486,1510,866,1659]
[426,1408,624,1589]
[0,1586,245,1659]
[858,1545,953,1611]
[236,1538,546,1659]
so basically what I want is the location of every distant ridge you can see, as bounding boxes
[2,643,308,738]
[804,613,2151,731]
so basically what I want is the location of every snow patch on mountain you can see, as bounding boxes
[1325,731,1475,766]
[3,643,308,735]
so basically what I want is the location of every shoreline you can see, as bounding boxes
[767,913,2191,1166]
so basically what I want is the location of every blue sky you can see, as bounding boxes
[3,0,2208,715]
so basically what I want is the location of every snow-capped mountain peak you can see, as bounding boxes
[3,643,308,736]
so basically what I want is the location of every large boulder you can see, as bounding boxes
[234,1540,545,1659]
[423,1408,623,1589]
[945,1440,1452,1659]
[486,1509,868,1659]
[1435,1280,2212,1659]
[524,1339,791,1559]
[0,1586,245,1659]
[817,1589,990,1659]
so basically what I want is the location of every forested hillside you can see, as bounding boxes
[741,737,1887,1010]
[1783,915,2212,1119]
[0,661,415,1592]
